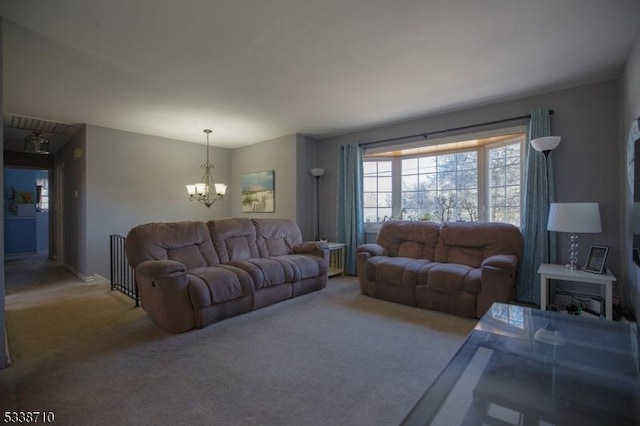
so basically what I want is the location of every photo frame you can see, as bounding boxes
[241,170,275,213]
[584,246,609,274]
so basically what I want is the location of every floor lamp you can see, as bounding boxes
[530,136,561,263]
[310,168,325,241]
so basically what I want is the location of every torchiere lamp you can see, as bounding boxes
[310,168,325,240]
[530,136,561,263]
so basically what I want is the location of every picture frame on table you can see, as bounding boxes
[584,246,609,274]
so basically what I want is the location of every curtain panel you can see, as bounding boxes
[517,108,557,305]
[336,143,365,275]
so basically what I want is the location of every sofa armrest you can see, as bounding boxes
[481,254,518,271]
[133,260,195,333]
[477,256,519,318]
[136,259,186,280]
[294,241,329,262]
[357,243,387,257]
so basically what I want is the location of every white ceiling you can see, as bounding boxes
[1,0,639,149]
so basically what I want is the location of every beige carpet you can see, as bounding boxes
[1,256,477,425]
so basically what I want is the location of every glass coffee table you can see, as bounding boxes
[402,303,640,425]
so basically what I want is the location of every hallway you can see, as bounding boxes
[4,255,88,304]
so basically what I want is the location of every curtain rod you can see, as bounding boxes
[359,110,554,148]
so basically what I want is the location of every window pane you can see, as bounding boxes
[378,161,392,175]
[378,208,392,220]
[378,192,392,207]
[363,162,377,175]
[363,208,378,223]
[459,170,477,189]
[402,174,418,191]
[419,157,437,174]
[402,158,418,175]
[363,192,378,208]
[363,177,377,192]
[378,176,392,192]
[437,154,456,172]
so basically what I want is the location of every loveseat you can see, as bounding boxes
[126,217,328,333]
[357,220,523,318]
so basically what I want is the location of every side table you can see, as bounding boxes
[537,263,617,320]
[326,242,346,277]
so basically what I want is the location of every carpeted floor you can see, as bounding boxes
[1,256,477,425]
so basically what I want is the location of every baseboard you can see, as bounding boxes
[63,266,110,284]
[94,274,110,283]
[64,265,96,282]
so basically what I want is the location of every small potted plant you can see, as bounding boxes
[419,212,433,221]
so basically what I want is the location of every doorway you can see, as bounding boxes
[4,167,51,258]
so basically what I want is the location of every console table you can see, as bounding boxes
[402,303,640,425]
[538,263,616,320]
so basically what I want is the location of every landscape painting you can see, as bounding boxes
[242,170,275,213]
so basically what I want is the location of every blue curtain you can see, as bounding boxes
[336,143,365,275]
[517,108,557,305]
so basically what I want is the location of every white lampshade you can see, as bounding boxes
[547,203,601,233]
[195,183,208,195]
[214,183,227,196]
[531,136,561,152]
[310,168,325,177]
[186,184,196,195]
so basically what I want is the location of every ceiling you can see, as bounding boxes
[1,1,639,150]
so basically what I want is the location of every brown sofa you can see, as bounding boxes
[126,217,328,333]
[357,220,523,318]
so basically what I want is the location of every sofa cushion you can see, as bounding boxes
[126,221,219,269]
[188,266,250,308]
[365,257,437,288]
[276,254,323,281]
[207,218,260,262]
[253,218,303,257]
[401,259,440,287]
[377,220,440,259]
[435,222,523,267]
[229,258,290,289]
[424,263,474,294]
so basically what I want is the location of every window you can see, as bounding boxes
[363,130,525,227]
[363,160,392,223]
[36,176,49,211]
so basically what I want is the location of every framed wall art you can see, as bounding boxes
[241,170,275,213]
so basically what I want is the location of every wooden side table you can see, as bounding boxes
[326,242,346,277]
[537,263,617,320]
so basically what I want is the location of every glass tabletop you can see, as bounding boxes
[402,303,640,426]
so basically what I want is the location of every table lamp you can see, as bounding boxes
[547,202,601,270]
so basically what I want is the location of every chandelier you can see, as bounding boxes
[24,131,50,154]
[185,129,227,208]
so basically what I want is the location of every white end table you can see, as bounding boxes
[326,242,346,277]
[537,263,617,320]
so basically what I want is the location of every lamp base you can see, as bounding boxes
[564,263,580,271]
